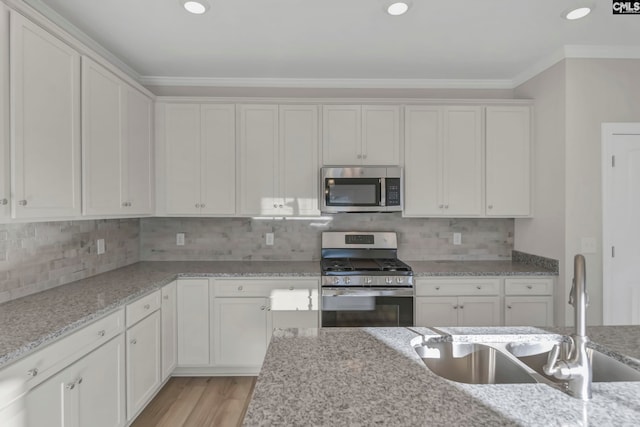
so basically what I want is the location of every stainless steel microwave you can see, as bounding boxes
[320,167,403,213]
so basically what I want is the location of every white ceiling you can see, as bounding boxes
[25,0,640,88]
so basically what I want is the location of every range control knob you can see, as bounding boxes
[364,277,372,285]
[385,277,393,285]
[396,277,404,284]
[333,277,340,285]
[345,277,351,285]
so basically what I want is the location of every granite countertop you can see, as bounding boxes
[0,259,554,369]
[408,260,557,276]
[244,326,640,426]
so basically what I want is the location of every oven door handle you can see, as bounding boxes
[321,288,414,297]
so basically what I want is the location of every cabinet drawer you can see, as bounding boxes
[416,278,500,296]
[214,278,319,298]
[504,278,554,295]
[126,290,161,327]
[0,309,124,390]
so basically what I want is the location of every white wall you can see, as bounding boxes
[514,61,567,326]
[564,58,640,326]
[515,58,640,326]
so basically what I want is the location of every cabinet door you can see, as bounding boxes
[505,296,554,327]
[485,106,531,216]
[123,86,153,215]
[177,279,210,366]
[164,103,201,214]
[126,311,161,421]
[279,105,319,216]
[77,335,126,427]
[238,104,279,215]
[213,297,270,367]
[443,106,482,216]
[415,296,458,327]
[81,57,123,215]
[0,5,10,220]
[161,281,177,380]
[200,104,236,215]
[404,106,443,216]
[458,296,501,326]
[269,281,319,330]
[322,105,361,165]
[11,12,81,218]
[362,105,400,165]
[25,365,69,427]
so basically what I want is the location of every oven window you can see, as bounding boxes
[322,296,413,327]
[326,178,380,206]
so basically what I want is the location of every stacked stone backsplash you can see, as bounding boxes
[141,214,514,262]
[0,219,140,303]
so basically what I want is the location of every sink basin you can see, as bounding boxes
[505,341,640,382]
[414,342,536,384]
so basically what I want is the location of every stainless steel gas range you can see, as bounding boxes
[320,231,414,327]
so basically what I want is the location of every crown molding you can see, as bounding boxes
[139,76,515,90]
[563,44,640,59]
[511,47,567,88]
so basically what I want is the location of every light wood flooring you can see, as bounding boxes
[132,377,257,427]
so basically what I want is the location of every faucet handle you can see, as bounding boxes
[543,344,561,376]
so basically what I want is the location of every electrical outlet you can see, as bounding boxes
[176,233,185,246]
[453,233,462,245]
[266,233,274,246]
[96,239,105,255]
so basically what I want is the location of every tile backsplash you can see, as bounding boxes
[141,214,514,262]
[0,219,139,303]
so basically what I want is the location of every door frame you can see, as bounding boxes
[601,122,640,324]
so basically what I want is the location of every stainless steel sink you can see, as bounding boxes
[505,341,640,383]
[414,341,536,384]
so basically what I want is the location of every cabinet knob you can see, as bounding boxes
[267,306,271,311]
[130,338,137,345]
[444,204,449,209]
[201,203,206,208]
[144,304,151,310]
[122,202,127,207]
[459,305,464,309]
[453,305,458,309]
[66,382,75,390]
[238,285,243,291]
[289,286,294,291]
[0,198,7,205]
[357,154,362,159]
[435,286,440,290]
[438,204,444,209]
[98,329,106,337]
[526,285,533,290]
[195,203,200,208]
[488,205,493,209]
[273,203,278,208]
[476,286,482,290]
[260,305,266,311]
[279,204,283,208]
[163,294,169,300]
[18,200,27,206]
[27,368,38,377]
[507,305,512,309]
[363,154,367,159]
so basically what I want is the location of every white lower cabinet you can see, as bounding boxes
[126,295,161,421]
[504,278,554,326]
[176,278,211,367]
[25,333,125,427]
[161,281,178,381]
[415,296,501,327]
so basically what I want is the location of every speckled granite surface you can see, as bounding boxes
[408,260,558,276]
[244,327,640,426]
[0,261,319,368]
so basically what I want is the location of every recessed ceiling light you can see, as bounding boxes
[564,6,591,20]
[182,0,209,15]
[387,2,409,16]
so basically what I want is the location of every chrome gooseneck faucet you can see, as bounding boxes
[543,254,592,400]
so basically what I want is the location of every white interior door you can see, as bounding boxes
[603,124,640,325]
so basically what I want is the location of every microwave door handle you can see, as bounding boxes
[380,178,386,206]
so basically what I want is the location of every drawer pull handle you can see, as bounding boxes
[0,198,7,205]
[526,285,533,290]
[144,304,150,310]
[98,330,106,337]
[130,339,137,345]
[27,368,38,377]
[238,286,243,291]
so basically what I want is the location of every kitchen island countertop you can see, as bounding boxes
[244,326,640,426]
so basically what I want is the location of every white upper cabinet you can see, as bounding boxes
[10,12,81,219]
[404,106,482,216]
[0,5,9,220]
[239,104,319,216]
[322,105,400,166]
[161,103,236,215]
[485,106,532,216]
[82,57,153,216]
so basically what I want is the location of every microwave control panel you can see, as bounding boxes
[386,178,401,206]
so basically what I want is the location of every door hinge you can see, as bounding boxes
[612,155,616,167]
[612,246,615,257]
